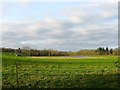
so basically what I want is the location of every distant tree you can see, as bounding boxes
[2,48,14,53]
[102,47,105,51]
[106,47,109,55]
[98,47,102,52]
[110,48,113,54]
[96,47,107,55]
[97,47,103,55]
[106,47,109,52]
[102,47,106,55]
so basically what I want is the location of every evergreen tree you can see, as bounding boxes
[102,47,105,55]
[110,48,113,54]
[97,47,103,55]
[106,47,109,55]
[106,47,109,51]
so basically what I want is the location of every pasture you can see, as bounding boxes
[2,53,119,88]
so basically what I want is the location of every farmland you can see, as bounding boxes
[2,53,119,88]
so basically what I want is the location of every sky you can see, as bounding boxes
[0,0,118,51]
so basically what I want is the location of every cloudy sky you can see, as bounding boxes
[0,0,118,51]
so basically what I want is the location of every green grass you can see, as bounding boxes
[2,53,119,88]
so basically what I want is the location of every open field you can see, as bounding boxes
[2,53,119,88]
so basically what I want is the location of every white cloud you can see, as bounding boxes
[1,2,118,51]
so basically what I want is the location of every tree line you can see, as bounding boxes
[95,47,113,55]
[1,47,69,56]
[0,47,118,56]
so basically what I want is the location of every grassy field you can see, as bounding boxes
[2,53,119,88]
